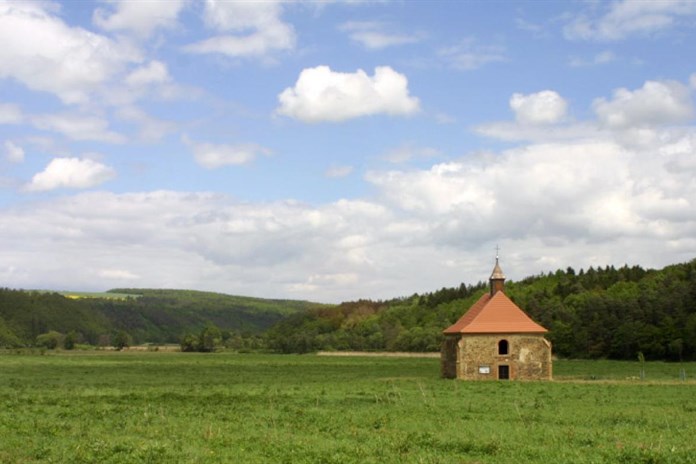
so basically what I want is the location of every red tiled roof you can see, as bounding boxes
[443,291,547,334]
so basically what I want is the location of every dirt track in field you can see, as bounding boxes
[317,351,439,358]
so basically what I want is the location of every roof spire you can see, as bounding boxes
[490,245,505,295]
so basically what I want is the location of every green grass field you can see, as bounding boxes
[1,353,695,463]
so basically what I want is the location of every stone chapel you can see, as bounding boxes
[441,257,552,380]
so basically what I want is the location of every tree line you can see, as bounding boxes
[264,260,696,361]
[2,259,695,360]
[0,288,316,350]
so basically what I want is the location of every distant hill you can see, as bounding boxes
[3,258,696,360]
[0,287,328,347]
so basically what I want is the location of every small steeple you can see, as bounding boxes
[490,246,505,295]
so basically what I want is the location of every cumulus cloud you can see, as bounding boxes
[510,91,568,125]
[276,66,420,122]
[4,73,696,300]
[32,112,125,143]
[476,78,695,142]
[183,0,295,58]
[25,157,116,192]
[183,135,271,169]
[4,141,24,163]
[438,38,506,70]
[93,0,186,38]
[0,192,403,301]
[473,90,577,141]
[0,1,140,104]
[339,21,422,49]
[367,137,695,248]
[366,162,489,216]
[3,122,695,302]
[125,61,171,87]
[565,0,696,41]
[593,80,693,129]
[116,60,193,105]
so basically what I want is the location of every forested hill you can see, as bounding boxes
[3,260,695,360]
[0,288,325,347]
[265,259,696,361]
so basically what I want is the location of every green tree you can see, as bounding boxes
[0,315,22,348]
[199,324,222,352]
[63,330,78,350]
[36,331,63,350]
[180,333,200,352]
[113,330,132,351]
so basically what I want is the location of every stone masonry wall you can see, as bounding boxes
[456,334,552,381]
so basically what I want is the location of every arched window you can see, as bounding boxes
[498,339,509,355]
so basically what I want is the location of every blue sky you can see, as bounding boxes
[1,0,696,302]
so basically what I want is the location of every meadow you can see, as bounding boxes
[1,353,695,463]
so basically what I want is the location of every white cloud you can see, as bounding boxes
[384,143,440,164]
[125,61,171,87]
[366,137,695,248]
[93,0,186,38]
[438,38,506,70]
[287,273,359,293]
[276,66,420,123]
[0,103,22,124]
[4,141,24,163]
[476,78,696,143]
[32,112,125,143]
[593,80,693,129]
[474,121,600,143]
[339,21,422,49]
[183,136,271,169]
[3,123,695,302]
[25,157,116,192]
[510,91,568,125]
[117,106,175,142]
[565,0,696,41]
[97,269,140,280]
[0,191,403,301]
[0,1,140,104]
[115,61,192,105]
[183,0,295,58]
[476,77,696,145]
[366,161,495,216]
[325,165,354,178]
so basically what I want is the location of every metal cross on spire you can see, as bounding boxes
[495,244,500,261]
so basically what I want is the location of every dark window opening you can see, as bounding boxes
[498,365,510,380]
[498,339,509,355]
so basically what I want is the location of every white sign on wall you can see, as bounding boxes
[479,365,490,374]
